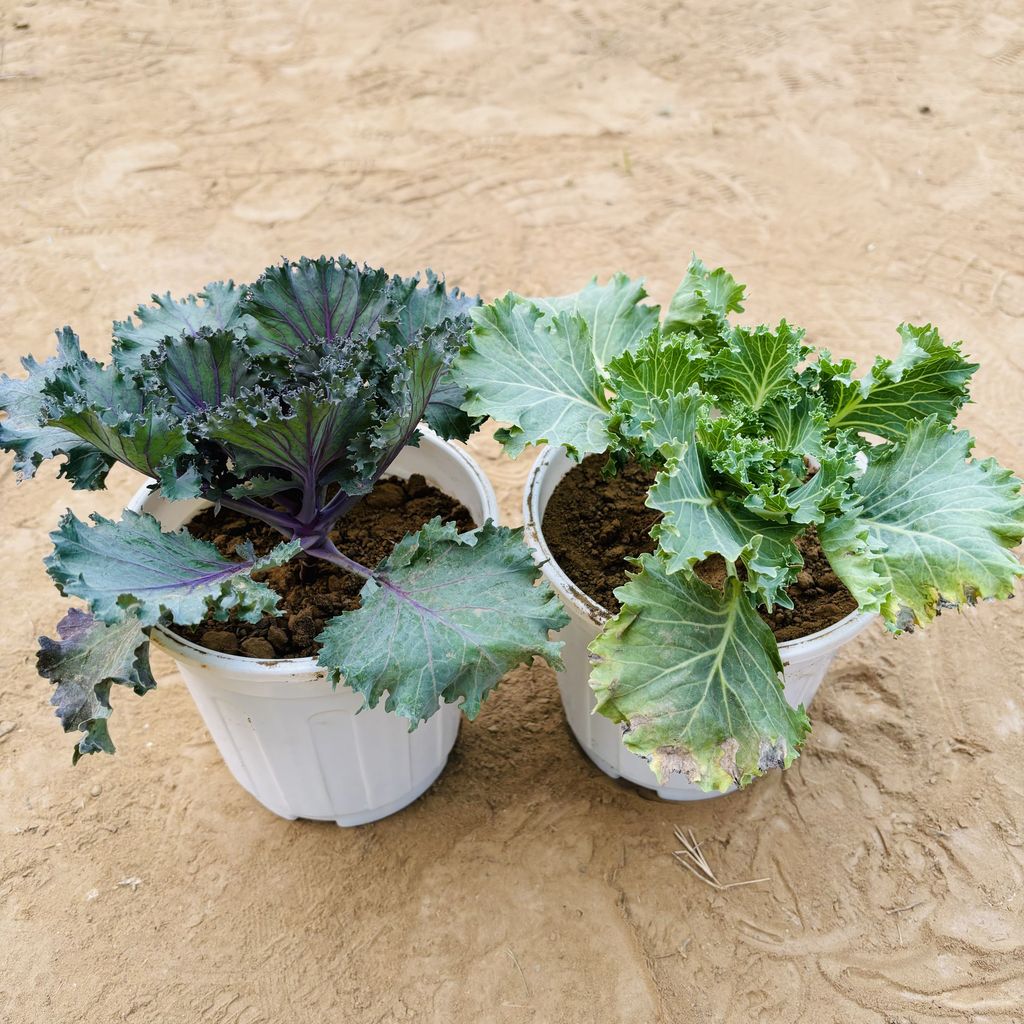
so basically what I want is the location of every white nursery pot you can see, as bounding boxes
[127,429,499,827]
[524,446,875,802]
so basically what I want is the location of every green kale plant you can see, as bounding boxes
[1,256,569,761]
[454,258,1024,792]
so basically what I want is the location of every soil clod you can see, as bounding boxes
[199,629,240,655]
[239,637,276,659]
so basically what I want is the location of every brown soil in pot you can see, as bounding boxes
[171,474,474,658]
[542,454,857,640]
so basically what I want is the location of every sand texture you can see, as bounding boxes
[1,2,1023,1021]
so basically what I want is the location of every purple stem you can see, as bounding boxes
[311,427,421,533]
[303,537,374,579]
[216,495,298,538]
[313,486,363,529]
[298,469,319,525]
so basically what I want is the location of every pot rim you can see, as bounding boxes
[129,427,500,678]
[523,444,876,654]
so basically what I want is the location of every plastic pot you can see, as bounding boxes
[524,446,875,801]
[127,429,499,827]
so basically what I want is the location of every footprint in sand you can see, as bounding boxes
[73,141,182,216]
[231,178,327,225]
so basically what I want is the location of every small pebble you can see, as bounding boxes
[200,629,240,655]
[267,625,289,651]
[89,784,102,798]
[240,637,277,659]
[288,609,320,644]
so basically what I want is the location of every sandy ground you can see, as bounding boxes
[1,1,1023,1021]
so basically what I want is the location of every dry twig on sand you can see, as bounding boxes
[672,827,770,892]
[885,900,925,914]
[506,947,531,999]
[884,899,926,947]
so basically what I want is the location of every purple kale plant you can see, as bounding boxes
[2,256,568,761]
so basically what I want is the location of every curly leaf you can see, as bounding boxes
[56,447,117,490]
[663,255,745,334]
[745,454,857,526]
[645,393,802,604]
[149,329,262,416]
[609,331,706,444]
[609,331,705,406]
[37,608,155,762]
[830,418,1024,629]
[710,321,806,411]
[387,268,478,343]
[41,339,194,482]
[242,255,391,361]
[46,509,298,626]
[0,328,113,485]
[372,271,479,441]
[317,519,569,725]
[532,274,659,370]
[225,474,299,501]
[54,405,193,482]
[208,372,371,489]
[43,333,147,414]
[158,462,204,500]
[113,281,253,372]
[459,298,612,458]
[698,413,781,492]
[590,559,807,790]
[760,393,828,460]
[825,324,977,440]
[422,370,482,442]
[370,320,466,455]
[818,513,894,618]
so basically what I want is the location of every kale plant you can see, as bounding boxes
[455,258,1024,791]
[1,256,568,761]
